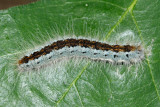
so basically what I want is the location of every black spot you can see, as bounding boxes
[105,54,108,56]
[137,52,140,54]
[82,52,86,53]
[126,54,129,58]
[122,62,124,65]
[49,56,52,59]
[37,62,40,64]
[94,53,98,55]
[60,52,63,55]
[26,65,29,67]
[114,55,118,58]
[71,51,74,53]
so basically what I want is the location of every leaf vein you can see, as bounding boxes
[104,0,138,40]
[130,11,160,102]
[73,84,84,107]
[55,63,90,106]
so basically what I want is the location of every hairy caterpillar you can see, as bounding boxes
[18,37,144,70]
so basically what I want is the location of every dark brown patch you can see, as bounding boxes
[18,38,139,65]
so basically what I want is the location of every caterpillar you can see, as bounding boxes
[18,37,144,70]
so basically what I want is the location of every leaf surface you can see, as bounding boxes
[0,0,160,106]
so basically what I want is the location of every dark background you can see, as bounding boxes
[0,0,37,10]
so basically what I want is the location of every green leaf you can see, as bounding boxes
[0,0,160,106]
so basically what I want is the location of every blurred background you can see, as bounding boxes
[0,0,37,10]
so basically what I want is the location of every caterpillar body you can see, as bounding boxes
[18,38,144,70]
